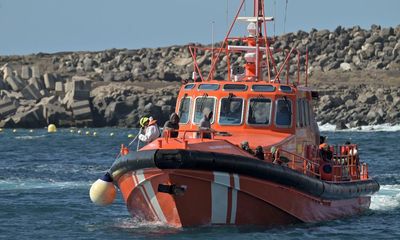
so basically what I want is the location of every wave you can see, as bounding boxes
[15,134,47,140]
[0,179,90,191]
[370,184,400,211]
[319,123,400,132]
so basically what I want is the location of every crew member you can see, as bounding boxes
[163,113,180,138]
[198,109,214,139]
[138,116,160,146]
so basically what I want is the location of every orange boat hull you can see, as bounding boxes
[118,168,371,227]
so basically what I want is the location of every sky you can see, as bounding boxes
[0,0,399,55]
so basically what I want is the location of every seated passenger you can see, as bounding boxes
[240,141,254,154]
[163,113,180,138]
[255,146,265,160]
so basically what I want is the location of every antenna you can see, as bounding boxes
[283,0,288,34]
[211,20,215,79]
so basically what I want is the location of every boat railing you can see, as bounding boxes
[188,42,309,87]
[278,149,321,178]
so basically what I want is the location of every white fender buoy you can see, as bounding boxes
[128,134,134,138]
[48,124,57,133]
[89,172,116,206]
[77,130,82,134]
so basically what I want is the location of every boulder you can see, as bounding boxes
[335,121,348,130]
[340,62,352,71]
[41,102,72,125]
[357,92,378,104]
[28,77,45,90]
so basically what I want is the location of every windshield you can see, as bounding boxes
[276,98,292,127]
[178,98,191,123]
[193,97,216,123]
[247,98,272,125]
[219,98,243,125]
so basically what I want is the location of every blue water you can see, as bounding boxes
[0,128,399,239]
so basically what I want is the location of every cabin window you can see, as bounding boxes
[184,84,195,90]
[279,85,293,93]
[252,84,276,92]
[275,98,292,128]
[198,84,220,91]
[193,97,216,123]
[247,98,272,125]
[304,100,310,126]
[219,97,244,125]
[296,99,303,127]
[178,98,191,124]
[223,84,247,91]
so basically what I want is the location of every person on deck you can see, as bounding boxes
[163,113,180,138]
[198,110,214,139]
[138,116,160,146]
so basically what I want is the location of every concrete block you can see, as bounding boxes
[67,76,92,100]
[44,73,56,90]
[55,82,64,93]
[0,99,18,118]
[5,75,25,91]
[21,84,42,101]
[0,76,7,90]
[21,66,32,80]
[31,66,41,79]
[28,77,45,90]
[71,100,92,120]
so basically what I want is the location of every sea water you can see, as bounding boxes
[0,128,399,239]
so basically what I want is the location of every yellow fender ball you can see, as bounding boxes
[48,124,57,133]
[128,134,134,138]
[85,131,90,135]
[89,173,116,206]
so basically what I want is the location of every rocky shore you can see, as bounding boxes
[0,25,399,129]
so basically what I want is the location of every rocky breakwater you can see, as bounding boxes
[0,25,399,128]
[0,64,179,128]
[316,84,400,129]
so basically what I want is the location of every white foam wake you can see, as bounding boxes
[370,184,400,211]
[318,123,400,132]
[0,179,89,191]
[15,134,47,140]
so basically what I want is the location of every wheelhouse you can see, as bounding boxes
[176,81,315,135]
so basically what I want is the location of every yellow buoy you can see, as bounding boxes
[29,129,34,133]
[0,128,3,132]
[70,129,75,133]
[85,131,90,135]
[110,132,114,137]
[89,173,116,206]
[77,130,82,134]
[48,124,57,133]
[128,134,134,138]
[13,129,17,133]
[93,132,97,136]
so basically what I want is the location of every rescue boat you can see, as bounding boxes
[90,0,379,227]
